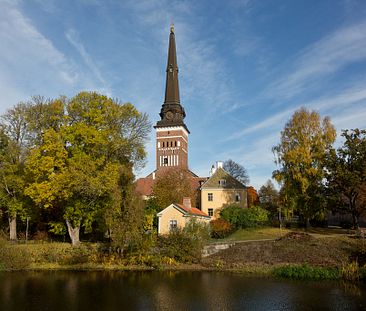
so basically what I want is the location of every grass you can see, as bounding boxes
[221,227,290,242]
[272,264,340,280]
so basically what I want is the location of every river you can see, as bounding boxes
[0,271,366,310]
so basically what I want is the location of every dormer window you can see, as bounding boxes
[219,179,226,186]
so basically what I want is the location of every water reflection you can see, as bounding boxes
[0,271,365,310]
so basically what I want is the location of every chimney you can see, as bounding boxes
[182,197,191,210]
[209,164,216,176]
[216,161,223,169]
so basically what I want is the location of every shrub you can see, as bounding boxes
[0,246,32,270]
[220,205,269,228]
[272,264,339,280]
[210,219,232,238]
[157,228,203,263]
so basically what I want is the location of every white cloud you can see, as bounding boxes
[269,21,366,99]
[0,2,78,112]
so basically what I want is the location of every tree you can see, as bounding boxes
[223,159,249,185]
[272,107,336,228]
[325,129,366,228]
[246,186,259,208]
[0,103,30,241]
[25,92,150,245]
[258,180,279,218]
[151,168,195,210]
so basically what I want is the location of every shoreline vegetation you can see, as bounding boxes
[1,227,366,282]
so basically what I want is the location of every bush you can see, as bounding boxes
[0,246,32,270]
[210,219,232,239]
[220,205,269,228]
[272,264,339,280]
[157,226,206,263]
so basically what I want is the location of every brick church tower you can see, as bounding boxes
[136,25,204,198]
[154,25,189,175]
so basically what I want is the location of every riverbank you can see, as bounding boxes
[1,230,365,280]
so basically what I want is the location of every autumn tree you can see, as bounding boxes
[246,186,259,208]
[272,107,336,228]
[151,168,195,211]
[0,103,30,241]
[223,159,250,185]
[25,92,150,245]
[325,129,366,228]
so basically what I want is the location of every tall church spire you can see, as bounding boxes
[164,24,180,104]
[155,25,188,133]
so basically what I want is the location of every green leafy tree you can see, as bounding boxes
[0,103,30,241]
[223,159,250,185]
[25,92,150,245]
[325,129,366,228]
[258,179,280,218]
[272,107,336,228]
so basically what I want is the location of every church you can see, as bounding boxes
[136,26,248,233]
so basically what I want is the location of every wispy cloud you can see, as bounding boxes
[0,1,78,113]
[268,21,366,100]
[65,29,108,89]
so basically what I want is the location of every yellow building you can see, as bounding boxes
[201,162,247,219]
[157,198,210,235]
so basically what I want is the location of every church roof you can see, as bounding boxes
[155,25,189,133]
[201,167,246,189]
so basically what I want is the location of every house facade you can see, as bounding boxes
[157,197,210,235]
[201,162,247,219]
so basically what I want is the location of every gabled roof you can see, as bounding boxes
[175,203,210,217]
[201,167,246,189]
[157,203,210,218]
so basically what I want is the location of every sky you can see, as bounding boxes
[1,0,366,190]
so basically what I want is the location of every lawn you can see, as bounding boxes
[221,226,354,242]
[222,227,290,242]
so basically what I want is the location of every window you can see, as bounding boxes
[169,220,177,231]
[208,208,213,217]
[163,157,168,165]
[162,142,165,148]
[219,179,226,186]
[235,193,240,202]
[175,141,177,147]
[208,193,213,201]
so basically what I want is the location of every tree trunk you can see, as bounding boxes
[305,217,311,231]
[8,214,17,241]
[26,217,29,243]
[352,213,359,230]
[66,220,80,246]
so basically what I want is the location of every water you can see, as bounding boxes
[0,271,366,310]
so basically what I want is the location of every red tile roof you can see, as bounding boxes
[176,203,210,217]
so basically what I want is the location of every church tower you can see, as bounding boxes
[154,25,189,174]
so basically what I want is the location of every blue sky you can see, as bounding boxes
[1,0,366,190]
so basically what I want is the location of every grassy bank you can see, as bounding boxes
[1,229,366,281]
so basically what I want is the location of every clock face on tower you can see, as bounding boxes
[166,111,174,120]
